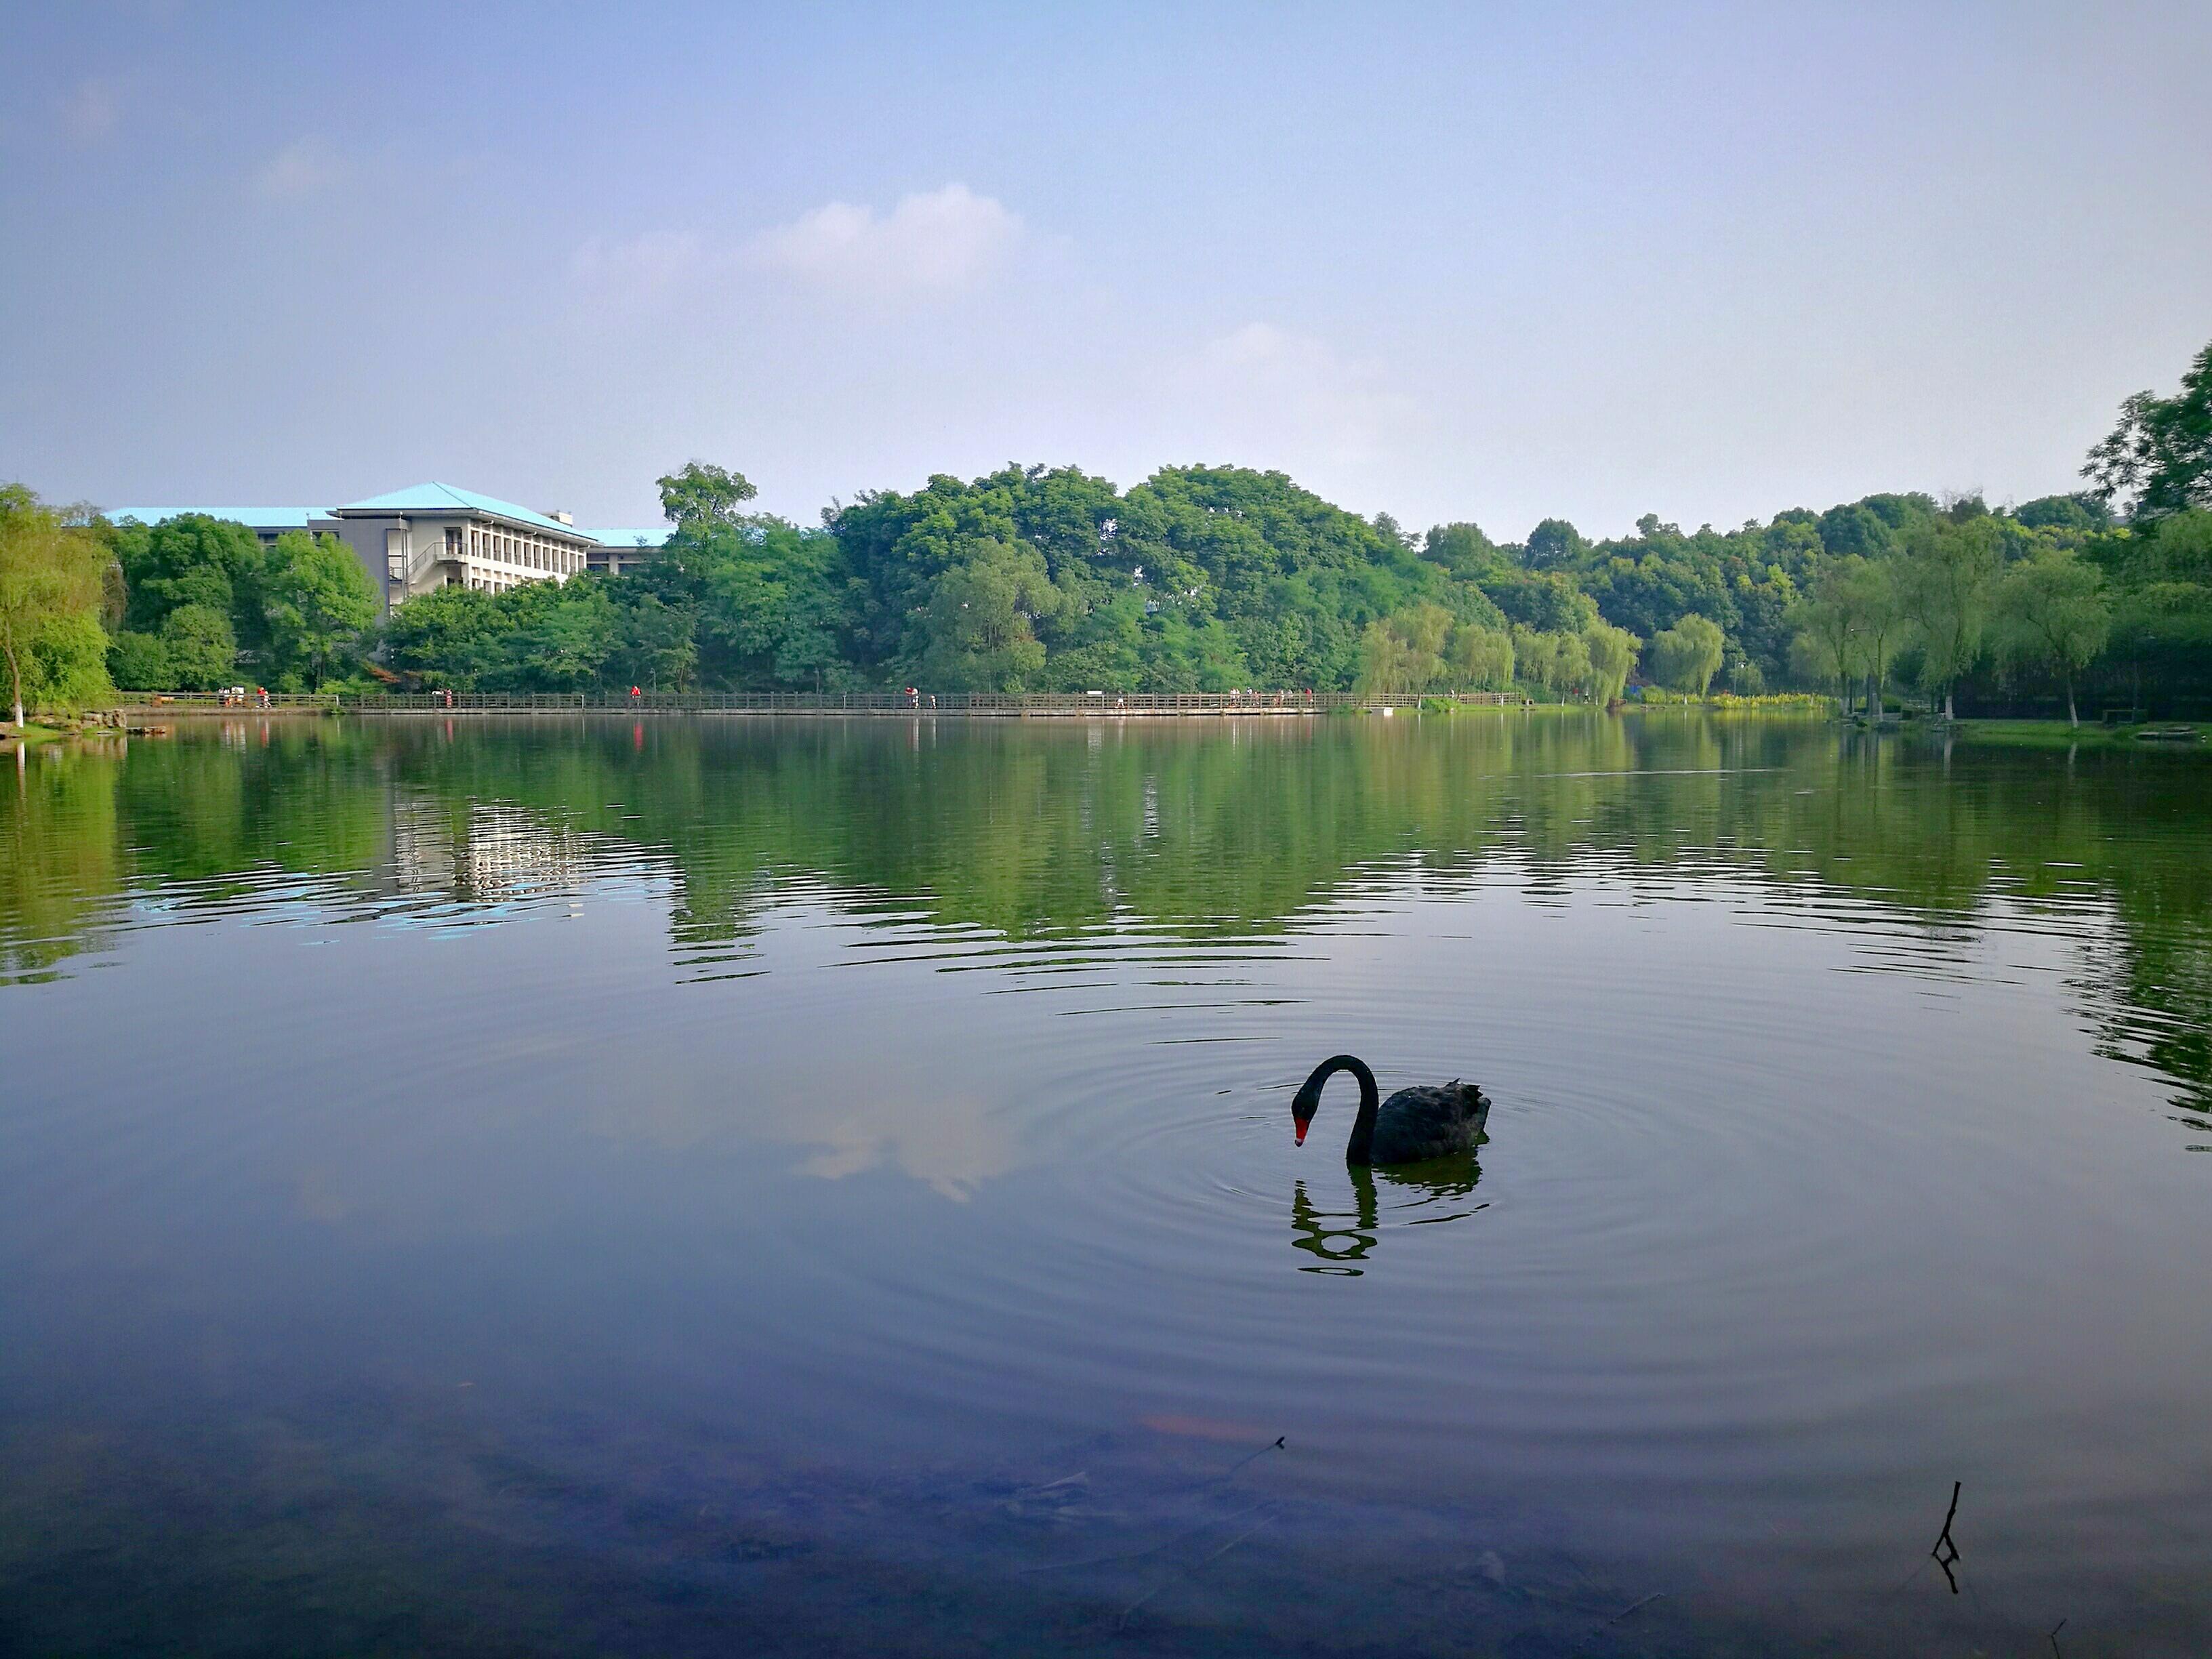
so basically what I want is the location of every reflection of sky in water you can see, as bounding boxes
[3,716,2212,1654]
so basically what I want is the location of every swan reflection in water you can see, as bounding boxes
[1289,1153,1488,1276]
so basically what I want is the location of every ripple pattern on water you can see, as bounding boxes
[4,715,2212,1652]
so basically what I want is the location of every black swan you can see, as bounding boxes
[1292,1054,1489,1166]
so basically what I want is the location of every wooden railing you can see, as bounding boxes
[119,691,342,711]
[340,691,1351,715]
[119,689,1534,717]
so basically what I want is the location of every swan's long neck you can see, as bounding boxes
[1303,1054,1380,1166]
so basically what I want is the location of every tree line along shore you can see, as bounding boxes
[5,338,2207,730]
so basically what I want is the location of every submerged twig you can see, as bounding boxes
[1929,1480,1963,1595]
[1017,1496,1275,1574]
[1116,1502,1280,1629]
[1603,1590,1667,1625]
[2049,1616,2066,1656]
[1218,1434,1286,1482]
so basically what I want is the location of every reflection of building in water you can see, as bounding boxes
[388,799,589,903]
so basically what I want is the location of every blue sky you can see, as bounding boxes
[5,1,2208,540]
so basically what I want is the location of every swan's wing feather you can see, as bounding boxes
[1370,1082,1491,1163]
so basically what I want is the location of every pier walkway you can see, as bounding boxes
[119,691,1532,718]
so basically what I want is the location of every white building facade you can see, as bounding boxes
[107,484,672,616]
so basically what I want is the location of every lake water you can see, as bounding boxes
[4,712,2210,1656]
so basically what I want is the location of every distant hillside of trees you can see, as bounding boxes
[7,338,2207,723]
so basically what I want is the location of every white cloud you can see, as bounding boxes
[746,184,1022,298]
[1181,322,1417,468]
[62,77,121,143]
[785,1092,1019,1203]
[256,139,342,201]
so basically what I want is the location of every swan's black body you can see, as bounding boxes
[1291,1054,1489,1166]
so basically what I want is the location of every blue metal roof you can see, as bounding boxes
[335,483,585,537]
[104,507,325,530]
[585,527,672,548]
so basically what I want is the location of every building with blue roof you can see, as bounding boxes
[581,527,672,577]
[105,485,673,615]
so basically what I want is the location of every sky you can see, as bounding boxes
[3,0,2209,542]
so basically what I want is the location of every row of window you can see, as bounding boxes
[443,522,588,576]
[447,572,531,594]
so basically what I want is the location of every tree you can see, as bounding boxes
[377,584,509,688]
[608,590,699,692]
[21,610,114,714]
[1356,621,1429,695]
[655,457,760,529]
[1523,518,1589,571]
[657,461,758,529]
[107,630,172,691]
[1359,603,1453,695]
[1996,548,2111,726]
[1647,613,1725,696]
[1,485,115,726]
[1837,558,1908,720]
[108,512,265,649]
[1818,503,1898,558]
[2085,339,2211,522]
[1786,581,1860,710]
[1545,630,1593,701]
[1583,621,1639,704]
[159,603,239,689]
[1898,518,1999,718]
[916,540,1061,690]
[1422,522,1499,576]
[258,531,377,688]
[1446,623,1515,689]
[1511,627,1557,697]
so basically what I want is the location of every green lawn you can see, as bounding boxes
[1947,718,2208,749]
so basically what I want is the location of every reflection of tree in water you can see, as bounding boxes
[6,714,2212,1129]
[0,743,126,982]
[1289,1157,1486,1276]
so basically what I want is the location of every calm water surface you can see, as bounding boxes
[4,713,2210,1656]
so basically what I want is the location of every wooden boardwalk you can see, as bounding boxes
[120,691,1532,719]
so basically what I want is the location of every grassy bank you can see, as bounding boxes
[0,722,77,746]
[1944,718,2209,750]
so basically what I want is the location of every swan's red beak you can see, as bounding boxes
[1294,1120,1309,1146]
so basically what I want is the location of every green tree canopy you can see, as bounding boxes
[1997,548,2112,725]
[1898,518,2000,717]
[656,461,758,529]
[1523,517,1589,570]
[1583,621,1639,704]
[2085,339,2212,523]
[258,531,377,689]
[1647,613,1725,696]
[1,485,116,725]
[159,603,239,690]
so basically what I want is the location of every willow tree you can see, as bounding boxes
[1357,620,1431,695]
[1997,548,2110,726]
[1839,560,1910,721]
[1648,613,1725,696]
[1899,518,1999,718]
[1446,622,1515,689]
[0,485,115,728]
[1583,621,1639,703]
